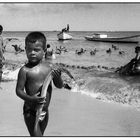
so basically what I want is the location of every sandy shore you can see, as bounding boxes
[1,81,140,136]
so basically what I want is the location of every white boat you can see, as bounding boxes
[85,33,140,43]
[57,32,73,40]
[57,24,72,40]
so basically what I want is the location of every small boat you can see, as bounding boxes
[57,32,73,40]
[85,33,140,43]
[57,24,73,40]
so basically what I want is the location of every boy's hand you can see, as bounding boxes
[52,65,75,80]
[31,94,46,104]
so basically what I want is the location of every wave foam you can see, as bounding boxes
[71,78,140,111]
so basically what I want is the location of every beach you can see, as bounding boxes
[1,31,140,136]
[1,81,140,136]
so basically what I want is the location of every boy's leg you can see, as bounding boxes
[24,113,42,136]
[40,110,49,135]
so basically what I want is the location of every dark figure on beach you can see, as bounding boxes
[55,46,61,55]
[66,24,69,32]
[16,32,69,136]
[90,50,96,56]
[45,49,54,59]
[116,46,140,75]
[75,50,82,55]
[46,44,50,49]
[80,48,85,53]
[112,44,119,50]
[106,48,111,54]
[45,44,54,59]
[12,44,24,54]
[59,46,68,52]
[0,25,4,86]
[61,28,67,33]
[119,50,125,56]
[90,48,97,56]
[75,48,86,55]
[61,24,70,33]
[55,46,67,55]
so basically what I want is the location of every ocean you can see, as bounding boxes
[3,31,140,111]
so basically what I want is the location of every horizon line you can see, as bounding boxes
[3,30,140,32]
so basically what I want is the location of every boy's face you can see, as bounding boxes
[25,40,45,64]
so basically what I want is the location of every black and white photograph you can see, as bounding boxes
[0,1,140,137]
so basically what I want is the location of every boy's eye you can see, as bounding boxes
[34,48,41,52]
[26,48,41,52]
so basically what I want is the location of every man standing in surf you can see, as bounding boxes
[16,32,65,136]
[0,25,4,88]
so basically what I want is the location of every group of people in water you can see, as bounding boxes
[75,45,126,57]
[106,45,125,56]
[0,25,140,136]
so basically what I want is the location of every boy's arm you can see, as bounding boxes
[16,67,33,102]
[16,67,46,103]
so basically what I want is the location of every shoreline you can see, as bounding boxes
[1,81,140,136]
[47,88,140,136]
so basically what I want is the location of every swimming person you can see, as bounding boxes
[16,32,74,136]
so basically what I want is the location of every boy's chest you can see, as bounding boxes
[26,65,49,82]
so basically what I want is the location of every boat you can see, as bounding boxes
[85,33,140,43]
[57,24,73,40]
[57,32,73,40]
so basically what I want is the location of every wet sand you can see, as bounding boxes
[1,81,140,136]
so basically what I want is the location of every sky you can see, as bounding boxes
[1,2,140,31]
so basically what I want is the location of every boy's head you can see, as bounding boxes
[25,31,46,50]
[25,32,47,64]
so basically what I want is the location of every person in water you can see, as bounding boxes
[0,25,4,87]
[116,46,140,75]
[16,32,74,136]
[45,44,56,60]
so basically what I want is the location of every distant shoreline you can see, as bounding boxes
[3,31,140,32]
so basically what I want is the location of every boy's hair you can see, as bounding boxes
[25,32,46,50]
[0,25,3,32]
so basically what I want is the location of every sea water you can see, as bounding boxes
[3,31,140,110]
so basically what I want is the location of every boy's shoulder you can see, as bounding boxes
[22,61,52,71]
[18,64,28,73]
[19,61,52,73]
[42,60,52,68]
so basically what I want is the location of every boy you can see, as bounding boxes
[16,32,64,136]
